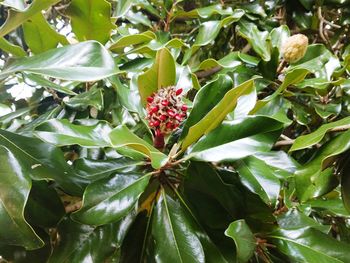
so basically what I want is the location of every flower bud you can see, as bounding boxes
[281,34,308,63]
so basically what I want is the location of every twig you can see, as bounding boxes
[195,66,222,79]
[65,200,82,213]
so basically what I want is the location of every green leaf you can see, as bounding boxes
[268,227,350,263]
[72,173,151,225]
[67,0,115,44]
[237,21,271,61]
[304,197,350,217]
[289,44,340,80]
[251,68,309,114]
[188,116,283,163]
[0,146,44,250]
[0,0,60,37]
[225,220,256,263]
[0,129,85,195]
[290,116,350,152]
[175,4,234,18]
[194,52,242,72]
[181,77,257,150]
[340,154,350,213]
[276,209,331,234]
[186,162,244,218]
[34,119,112,148]
[25,181,65,228]
[23,12,68,54]
[109,125,168,169]
[152,189,205,263]
[74,157,144,181]
[49,216,135,262]
[236,156,281,207]
[109,31,156,53]
[189,10,244,55]
[0,37,26,57]
[296,129,350,201]
[137,48,176,105]
[64,88,104,110]
[114,0,133,17]
[0,41,119,81]
[24,74,77,95]
[270,25,290,50]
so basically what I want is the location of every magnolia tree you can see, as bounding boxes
[1,0,350,262]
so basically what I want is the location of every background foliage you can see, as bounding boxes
[1,0,350,262]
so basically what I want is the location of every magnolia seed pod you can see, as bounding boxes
[281,34,308,63]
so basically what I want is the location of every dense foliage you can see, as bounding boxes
[1,0,350,262]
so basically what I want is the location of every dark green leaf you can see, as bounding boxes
[72,173,151,225]
[35,119,112,147]
[225,220,256,263]
[0,41,119,81]
[0,129,85,195]
[0,146,44,250]
[152,189,205,263]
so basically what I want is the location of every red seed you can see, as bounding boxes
[160,115,167,121]
[167,110,175,117]
[153,120,160,127]
[149,121,155,127]
[161,100,169,106]
[176,88,183,96]
[151,106,158,113]
[166,122,173,129]
[147,96,154,103]
[175,114,182,121]
[181,104,188,111]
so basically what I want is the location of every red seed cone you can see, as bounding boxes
[146,86,188,148]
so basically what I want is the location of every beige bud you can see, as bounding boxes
[281,34,308,63]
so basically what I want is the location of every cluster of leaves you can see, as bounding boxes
[1,0,350,262]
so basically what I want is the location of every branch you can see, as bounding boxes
[195,66,222,79]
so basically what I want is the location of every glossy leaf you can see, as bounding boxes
[25,181,65,228]
[109,125,168,169]
[0,0,60,37]
[35,119,112,148]
[290,116,350,152]
[72,173,151,225]
[182,77,256,150]
[0,37,26,57]
[64,88,104,110]
[0,146,43,250]
[188,116,283,163]
[0,41,119,81]
[290,44,340,80]
[49,216,135,262]
[152,189,205,263]
[276,209,331,234]
[0,129,85,195]
[74,157,144,181]
[238,21,271,61]
[23,13,68,54]
[236,156,281,206]
[67,0,115,44]
[190,10,245,55]
[109,31,156,53]
[137,48,176,105]
[114,0,133,17]
[225,220,256,263]
[296,129,350,201]
[268,227,350,263]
